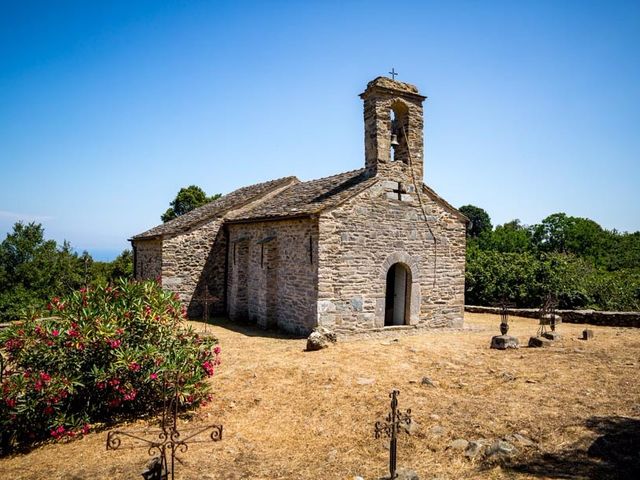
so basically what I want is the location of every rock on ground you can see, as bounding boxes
[505,433,535,447]
[484,440,518,460]
[528,336,553,348]
[448,439,469,451]
[394,469,420,480]
[464,440,488,459]
[421,376,437,387]
[306,326,337,351]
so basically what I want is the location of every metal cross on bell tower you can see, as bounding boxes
[389,68,398,80]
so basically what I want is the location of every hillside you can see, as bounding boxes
[1,313,639,479]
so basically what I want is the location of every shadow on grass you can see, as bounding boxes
[506,416,640,479]
[191,316,306,340]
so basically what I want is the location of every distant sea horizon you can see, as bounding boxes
[79,248,127,262]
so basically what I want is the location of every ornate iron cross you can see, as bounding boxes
[374,389,412,479]
[192,289,220,332]
[537,293,558,336]
[106,372,223,480]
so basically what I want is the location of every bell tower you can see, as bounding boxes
[360,77,426,182]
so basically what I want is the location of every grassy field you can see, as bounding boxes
[1,313,639,479]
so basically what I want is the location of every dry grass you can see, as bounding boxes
[1,313,639,479]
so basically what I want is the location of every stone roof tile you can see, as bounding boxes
[132,167,465,240]
[131,176,298,240]
[227,168,376,222]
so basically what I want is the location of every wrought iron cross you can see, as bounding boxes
[106,372,223,480]
[496,300,516,335]
[375,389,412,479]
[537,293,558,336]
[389,68,398,80]
[193,289,219,332]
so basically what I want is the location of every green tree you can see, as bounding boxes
[161,185,221,222]
[0,222,84,321]
[601,231,640,271]
[89,250,133,286]
[482,219,533,253]
[109,249,133,280]
[459,205,492,238]
[531,213,607,264]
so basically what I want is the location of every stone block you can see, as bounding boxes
[385,192,400,201]
[490,335,519,350]
[582,329,594,340]
[350,296,363,312]
[317,300,336,313]
[542,331,561,341]
[528,336,552,348]
[381,180,399,190]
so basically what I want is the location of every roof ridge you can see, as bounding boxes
[131,175,299,239]
[163,175,299,225]
[226,168,372,224]
[298,167,366,184]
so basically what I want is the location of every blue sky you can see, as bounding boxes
[1,0,638,261]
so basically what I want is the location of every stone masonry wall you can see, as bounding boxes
[134,183,297,319]
[465,305,640,328]
[162,219,227,318]
[361,77,425,181]
[227,218,318,335]
[317,181,466,334]
[134,239,162,280]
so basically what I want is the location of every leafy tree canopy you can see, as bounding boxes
[0,222,133,322]
[161,185,221,223]
[0,222,83,321]
[463,208,640,311]
[459,205,492,238]
[531,213,607,264]
[480,219,532,253]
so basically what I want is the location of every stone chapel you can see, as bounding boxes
[130,77,467,335]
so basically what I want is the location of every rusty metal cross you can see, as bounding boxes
[375,389,412,479]
[106,371,223,480]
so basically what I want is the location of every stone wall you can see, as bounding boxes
[317,181,466,334]
[162,219,227,318]
[227,218,318,335]
[465,305,640,328]
[134,239,162,281]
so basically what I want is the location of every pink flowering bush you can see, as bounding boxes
[0,279,220,453]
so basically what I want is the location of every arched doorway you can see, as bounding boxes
[384,263,412,326]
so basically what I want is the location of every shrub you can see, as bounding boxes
[0,279,220,452]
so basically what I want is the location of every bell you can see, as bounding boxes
[390,133,399,146]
